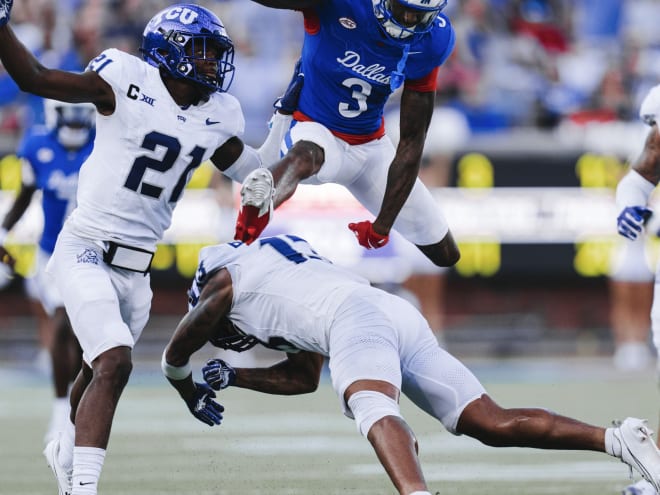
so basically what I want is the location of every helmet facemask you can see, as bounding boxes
[170,29,234,91]
[374,0,448,40]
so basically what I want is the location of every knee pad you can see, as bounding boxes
[346,390,402,437]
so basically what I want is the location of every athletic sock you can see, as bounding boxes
[71,446,106,495]
[605,427,623,457]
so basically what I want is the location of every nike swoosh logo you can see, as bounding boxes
[206,118,221,125]
[79,481,95,486]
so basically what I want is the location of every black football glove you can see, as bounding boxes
[184,382,225,426]
[0,0,13,26]
[203,358,237,391]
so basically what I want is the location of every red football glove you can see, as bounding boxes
[348,221,389,249]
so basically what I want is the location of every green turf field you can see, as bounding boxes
[0,356,656,495]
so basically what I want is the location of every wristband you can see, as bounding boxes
[0,228,8,245]
[161,350,192,380]
[615,170,656,209]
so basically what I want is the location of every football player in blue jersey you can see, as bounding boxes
[235,0,460,267]
[0,99,94,445]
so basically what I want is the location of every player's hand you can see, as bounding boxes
[203,359,236,391]
[273,58,303,115]
[348,221,389,249]
[184,382,225,426]
[617,206,653,240]
[0,0,14,27]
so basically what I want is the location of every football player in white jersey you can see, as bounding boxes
[162,234,660,495]
[614,84,660,495]
[0,2,289,494]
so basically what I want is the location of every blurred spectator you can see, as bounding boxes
[572,0,623,48]
[215,2,302,145]
[2,0,660,142]
[508,0,571,55]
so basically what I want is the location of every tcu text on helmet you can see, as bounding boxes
[149,6,199,27]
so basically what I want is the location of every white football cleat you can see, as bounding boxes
[241,168,274,217]
[614,418,660,492]
[43,433,72,495]
[623,479,657,495]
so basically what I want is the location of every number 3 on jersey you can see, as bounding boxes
[124,131,206,203]
[339,78,371,118]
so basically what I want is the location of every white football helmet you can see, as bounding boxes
[44,99,95,149]
[373,0,448,40]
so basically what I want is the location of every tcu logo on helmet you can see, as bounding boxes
[149,6,199,27]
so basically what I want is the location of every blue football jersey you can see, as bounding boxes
[17,127,94,253]
[297,0,455,136]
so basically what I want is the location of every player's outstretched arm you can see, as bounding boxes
[203,351,324,395]
[164,269,234,372]
[0,8,113,110]
[161,270,234,425]
[364,88,435,240]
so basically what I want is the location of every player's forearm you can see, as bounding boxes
[374,157,419,233]
[375,89,431,233]
[167,375,197,402]
[0,26,48,94]
[232,357,320,395]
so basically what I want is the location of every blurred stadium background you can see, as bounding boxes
[1,0,660,493]
[2,0,660,366]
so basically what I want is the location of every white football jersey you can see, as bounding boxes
[190,235,371,355]
[67,48,244,251]
[640,84,660,127]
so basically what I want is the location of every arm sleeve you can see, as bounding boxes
[615,170,656,209]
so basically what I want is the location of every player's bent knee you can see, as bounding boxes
[347,390,402,437]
